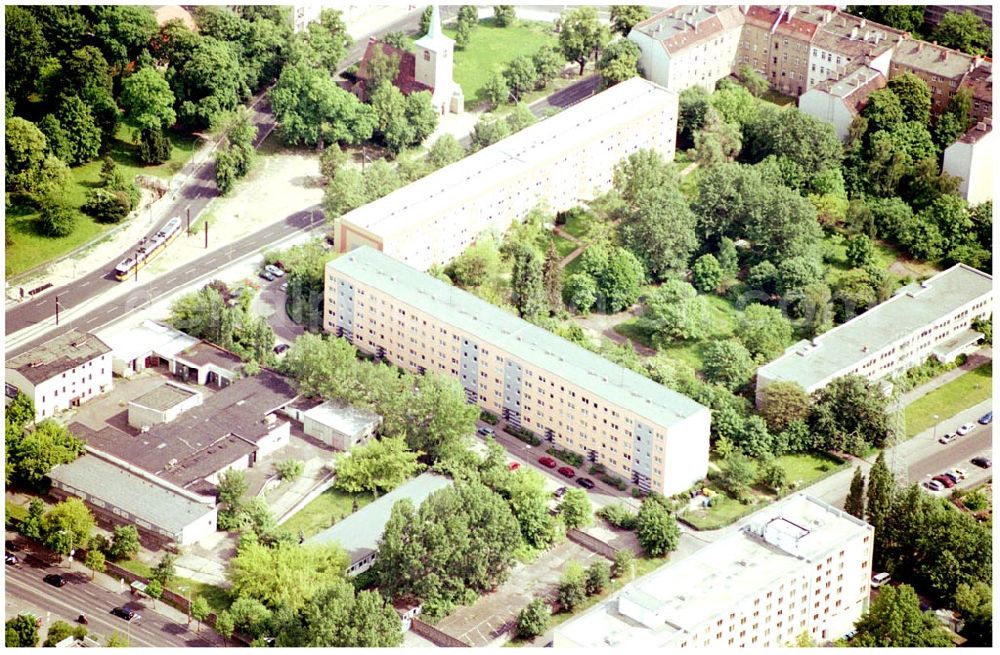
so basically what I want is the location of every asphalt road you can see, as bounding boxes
[6,97,277,337]
[905,421,992,491]
[4,559,213,647]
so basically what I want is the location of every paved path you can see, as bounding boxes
[898,347,992,406]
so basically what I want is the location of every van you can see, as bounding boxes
[871,572,891,588]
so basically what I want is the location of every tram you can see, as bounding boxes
[113,217,183,281]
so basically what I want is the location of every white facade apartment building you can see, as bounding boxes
[943,120,994,205]
[627,5,745,94]
[805,14,898,91]
[5,329,113,422]
[325,247,711,495]
[335,77,678,271]
[757,264,992,404]
[554,494,874,648]
[798,65,887,139]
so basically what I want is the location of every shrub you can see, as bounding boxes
[962,490,989,512]
[83,188,131,223]
[596,503,638,530]
[516,598,550,638]
[275,459,304,481]
[585,560,610,595]
[611,548,635,579]
[506,425,541,446]
[557,562,587,612]
[546,447,584,467]
[480,410,499,425]
[38,201,77,237]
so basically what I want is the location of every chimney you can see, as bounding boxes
[864,30,872,42]
[850,26,858,40]
[860,19,867,29]
[917,41,924,53]
[941,50,948,61]
[786,7,796,22]
[976,121,986,131]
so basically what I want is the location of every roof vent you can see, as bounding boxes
[28,360,44,368]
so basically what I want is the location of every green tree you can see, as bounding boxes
[217,468,249,515]
[6,615,39,648]
[953,581,992,646]
[517,598,550,638]
[228,541,349,611]
[693,107,742,166]
[853,584,953,647]
[610,5,651,36]
[333,435,423,495]
[597,38,641,88]
[170,36,248,129]
[508,242,548,320]
[720,450,756,501]
[757,381,811,434]
[6,419,84,486]
[105,631,129,647]
[145,578,163,608]
[587,245,645,313]
[139,126,172,164]
[457,5,479,29]
[270,61,375,147]
[585,559,611,595]
[470,113,511,149]
[703,339,755,391]
[887,73,931,126]
[405,91,438,145]
[691,253,723,293]
[20,498,45,540]
[427,133,464,169]
[84,548,106,580]
[559,488,592,530]
[404,375,480,463]
[678,86,711,145]
[297,8,351,73]
[863,87,906,135]
[214,610,235,645]
[499,468,559,549]
[5,117,49,195]
[42,620,85,647]
[846,6,925,33]
[844,467,866,519]
[756,456,787,492]
[503,56,537,102]
[845,233,877,268]
[563,272,598,314]
[735,64,768,97]
[738,303,793,363]
[53,95,101,165]
[323,167,367,217]
[638,280,709,343]
[743,104,843,191]
[370,81,412,154]
[811,375,892,453]
[121,65,176,136]
[865,451,895,557]
[560,7,607,76]
[934,87,973,149]
[493,5,516,27]
[532,45,564,88]
[320,143,347,180]
[557,562,587,611]
[5,6,48,106]
[612,548,635,579]
[931,10,991,56]
[483,70,510,107]
[152,552,176,585]
[619,183,697,282]
[542,241,563,313]
[635,498,680,557]
[40,497,94,556]
[228,596,273,639]
[613,148,675,207]
[190,596,210,633]
[710,80,760,128]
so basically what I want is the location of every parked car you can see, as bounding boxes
[5,551,17,565]
[43,574,66,587]
[273,343,290,355]
[111,607,139,622]
[264,264,285,277]
[259,270,276,282]
[956,422,975,436]
[940,472,959,485]
[538,456,557,469]
[924,479,944,492]
[279,282,288,292]
[932,475,956,488]
[938,432,958,445]
[477,426,494,437]
[947,468,967,481]
[557,466,576,478]
[978,411,992,425]
[508,462,521,472]
[576,477,595,489]
[970,456,992,468]
[871,572,892,588]
[552,486,567,499]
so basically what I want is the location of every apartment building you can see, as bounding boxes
[943,119,994,204]
[923,5,992,29]
[960,58,992,122]
[889,39,980,115]
[627,5,745,94]
[335,77,678,272]
[324,247,711,495]
[738,5,819,96]
[554,494,873,648]
[5,329,113,422]
[798,65,887,139]
[756,264,992,404]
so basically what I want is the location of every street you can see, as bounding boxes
[4,557,214,647]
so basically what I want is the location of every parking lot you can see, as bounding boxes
[915,412,992,496]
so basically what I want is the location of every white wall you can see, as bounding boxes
[6,352,113,421]
[943,130,994,204]
[662,408,712,495]
[256,419,291,459]
[798,90,855,139]
[180,506,218,546]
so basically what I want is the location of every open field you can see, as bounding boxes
[279,487,374,540]
[904,362,992,437]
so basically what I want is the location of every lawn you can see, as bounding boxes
[407,18,557,106]
[775,452,847,487]
[904,362,992,437]
[680,493,762,531]
[553,234,578,259]
[117,558,230,613]
[5,126,198,277]
[822,232,939,291]
[560,210,596,240]
[279,487,374,540]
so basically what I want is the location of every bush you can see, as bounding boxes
[611,549,635,579]
[275,459,304,481]
[557,563,587,612]
[598,473,628,491]
[596,503,637,530]
[962,489,989,512]
[480,410,499,425]
[516,598,550,638]
[139,127,171,165]
[585,560,610,595]
[588,463,606,476]
[38,201,77,237]
[546,447,584,467]
[506,425,541,446]
[83,188,131,223]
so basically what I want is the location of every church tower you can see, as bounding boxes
[414,5,463,113]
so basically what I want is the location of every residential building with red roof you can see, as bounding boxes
[798,65,887,138]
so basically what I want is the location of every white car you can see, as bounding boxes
[939,432,958,444]
[947,467,968,481]
[871,572,892,588]
[265,264,285,277]
[924,479,944,492]
[956,423,974,436]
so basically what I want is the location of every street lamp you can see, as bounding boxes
[932,414,940,441]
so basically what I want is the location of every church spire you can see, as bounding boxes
[426,4,443,40]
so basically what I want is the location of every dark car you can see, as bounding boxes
[259,270,276,282]
[971,456,992,468]
[111,607,139,622]
[932,475,956,488]
[940,471,959,485]
[5,551,17,565]
[576,477,596,489]
[477,426,494,437]
[273,343,290,355]
[43,574,66,587]
[538,456,557,468]
[557,466,575,478]
[553,486,567,499]
[979,411,993,425]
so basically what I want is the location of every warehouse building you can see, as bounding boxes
[325,247,710,496]
[334,77,678,271]
[553,494,873,648]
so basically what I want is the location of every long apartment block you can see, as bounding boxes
[325,247,711,496]
[334,77,678,272]
[554,494,874,648]
[757,263,992,404]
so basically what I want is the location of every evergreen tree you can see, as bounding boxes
[508,243,547,320]
[844,466,866,519]
[865,451,894,566]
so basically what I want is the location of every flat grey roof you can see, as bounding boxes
[98,320,199,364]
[329,248,708,429]
[131,382,198,412]
[759,264,992,390]
[304,401,380,437]
[49,454,215,536]
[6,330,111,384]
[307,473,452,562]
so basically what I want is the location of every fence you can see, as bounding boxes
[566,528,619,560]
[411,618,470,648]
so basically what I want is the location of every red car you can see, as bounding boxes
[538,456,557,468]
[508,462,521,472]
[558,466,576,478]
[932,475,956,488]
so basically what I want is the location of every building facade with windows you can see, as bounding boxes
[324,247,711,495]
[5,330,113,422]
[553,494,873,648]
[889,39,981,115]
[943,120,994,204]
[756,264,992,404]
[334,77,678,272]
[798,65,887,139]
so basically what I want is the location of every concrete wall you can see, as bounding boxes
[256,419,291,459]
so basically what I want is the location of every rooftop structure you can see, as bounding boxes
[798,65,887,139]
[308,473,453,574]
[49,452,217,545]
[98,320,199,378]
[960,58,992,122]
[175,341,243,372]
[630,5,741,54]
[553,494,873,648]
[757,264,992,401]
[131,382,198,413]
[302,400,382,450]
[943,120,994,205]
[6,330,110,385]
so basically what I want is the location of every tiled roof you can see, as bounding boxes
[814,65,888,115]
[892,38,976,79]
[355,38,433,98]
[6,330,110,385]
[631,6,744,55]
[960,59,992,101]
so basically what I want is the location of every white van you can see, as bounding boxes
[871,572,891,588]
